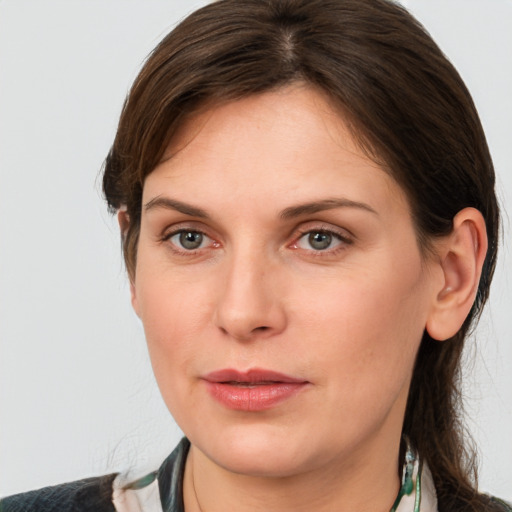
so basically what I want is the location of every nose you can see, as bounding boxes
[213,250,287,342]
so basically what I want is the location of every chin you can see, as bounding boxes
[190,424,327,478]
[215,447,310,478]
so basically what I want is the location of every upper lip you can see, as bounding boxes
[203,368,307,384]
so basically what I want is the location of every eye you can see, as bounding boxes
[168,230,210,251]
[294,230,348,251]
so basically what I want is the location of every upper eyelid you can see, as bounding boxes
[166,229,210,240]
[297,229,350,241]
[296,226,349,236]
[293,222,354,240]
[293,230,351,249]
[161,222,212,239]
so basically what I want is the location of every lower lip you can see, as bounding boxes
[204,381,307,411]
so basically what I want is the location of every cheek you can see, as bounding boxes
[134,265,215,399]
[294,252,429,402]
[140,284,210,352]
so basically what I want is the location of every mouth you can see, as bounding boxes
[222,381,282,387]
[202,368,309,411]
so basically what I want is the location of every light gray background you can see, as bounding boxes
[1,0,511,500]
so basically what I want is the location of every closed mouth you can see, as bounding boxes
[203,368,307,385]
[202,368,309,411]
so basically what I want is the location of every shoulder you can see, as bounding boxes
[438,493,512,512]
[489,496,512,512]
[0,473,117,512]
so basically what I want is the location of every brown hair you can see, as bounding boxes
[102,1,500,509]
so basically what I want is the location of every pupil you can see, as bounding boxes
[309,232,331,250]
[180,231,203,250]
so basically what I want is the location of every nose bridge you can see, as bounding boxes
[213,241,286,341]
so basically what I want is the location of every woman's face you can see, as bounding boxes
[131,85,442,478]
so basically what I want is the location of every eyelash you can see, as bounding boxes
[160,228,216,256]
[160,225,353,256]
[291,226,353,255]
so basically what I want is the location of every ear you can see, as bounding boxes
[117,209,141,317]
[117,207,130,236]
[426,208,488,341]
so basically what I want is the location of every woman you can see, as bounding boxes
[1,0,510,511]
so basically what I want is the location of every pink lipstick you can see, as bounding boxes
[203,368,308,411]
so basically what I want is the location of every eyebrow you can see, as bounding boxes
[144,196,209,218]
[279,198,378,219]
[143,196,377,219]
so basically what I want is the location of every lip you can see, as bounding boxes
[202,368,309,412]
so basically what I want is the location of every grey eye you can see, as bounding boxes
[295,230,344,251]
[308,232,333,250]
[176,231,204,250]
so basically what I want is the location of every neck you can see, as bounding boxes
[183,435,402,512]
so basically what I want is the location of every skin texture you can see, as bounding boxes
[127,85,487,512]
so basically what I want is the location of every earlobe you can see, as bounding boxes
[426,208,488,341]
[130,281,141,318]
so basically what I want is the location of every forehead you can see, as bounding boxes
[143,85,408,218]
[162,85,370,166]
